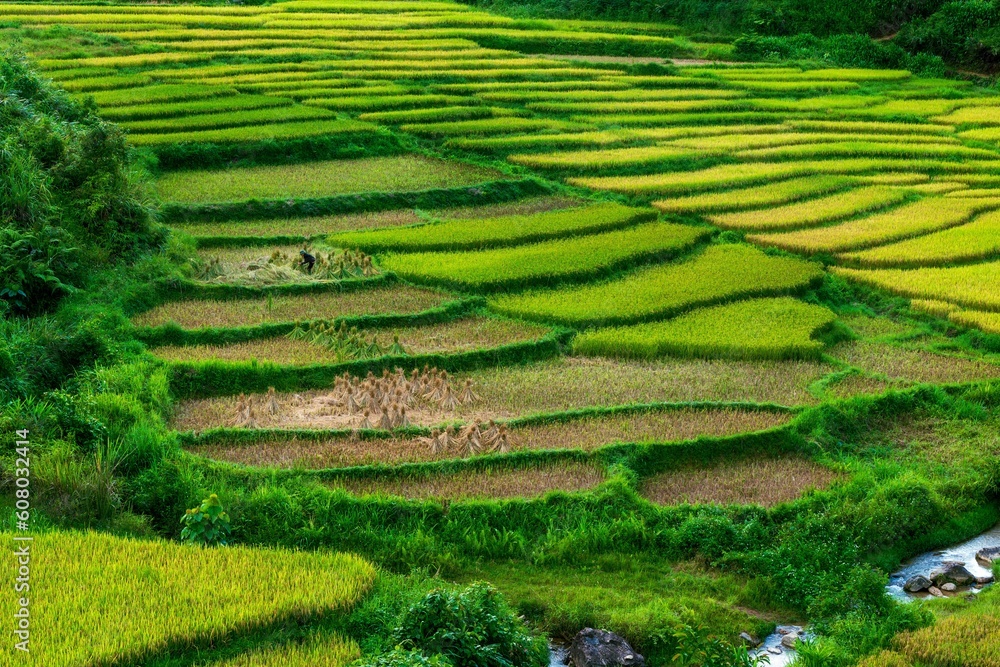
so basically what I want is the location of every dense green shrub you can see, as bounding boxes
[1,50,160,315]
[732,33,946,75]
[896,0,1000,69]
[460,0,944,38]
[384,584,547,667]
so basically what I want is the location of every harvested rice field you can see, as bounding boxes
[326,462,606,500]
[133,285,453,329]
[156,156,506,204]
[641,456,841,507]
[150,316,551,365]
[830,341,1000,385]
[184,408,794,468]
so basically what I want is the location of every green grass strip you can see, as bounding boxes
[573,297,836,361]
[380,222,704,292]
[490,243,822,327]
[329,202,653,252]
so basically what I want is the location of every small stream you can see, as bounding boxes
[887,523,1000,600]
[750,626,810,667]
[549,643,569,667]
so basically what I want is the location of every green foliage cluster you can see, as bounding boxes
[181,493,232,546]
[1,51,159,315]
[367,584,548,667]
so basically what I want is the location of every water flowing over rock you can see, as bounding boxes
[930,561,975,587]
[903,575,931,592]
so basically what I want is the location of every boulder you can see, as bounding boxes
[977,546,1000,566]
[569,628,644,667]
[903,575,932,593]
[739,632,759,648]
[781,634,798,649]
[977,574,995,586]
[941,583,957,592]
[931,562,975,587]
[767,647,783,655]
[928,586,944,597]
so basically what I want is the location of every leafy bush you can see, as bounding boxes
[386,583,547,667]
[181,493,233,547]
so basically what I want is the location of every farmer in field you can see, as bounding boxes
[299,249,316,274]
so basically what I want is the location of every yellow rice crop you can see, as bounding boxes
[839,209,1000,267]
[212,633,360,667]
[569,159,979,196]
[833,261,1000,311]
[784,120,955,135]
[750,197,1000,253]
[653,175,854,214]
[0,531,375,667]
[666,132,958,152]
[708,186,908,232]
[910,299,961,318]
[509,145,699,170]
[949,310,1000,335]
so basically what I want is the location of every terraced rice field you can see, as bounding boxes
[327,462,606,500]
[641,456,841,507]
[573,297,837,360]
[19,1,1000,662]
[185,408,793,468]
[156,156,504,204]
[151,316,551,365]
[133,285,452,329]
